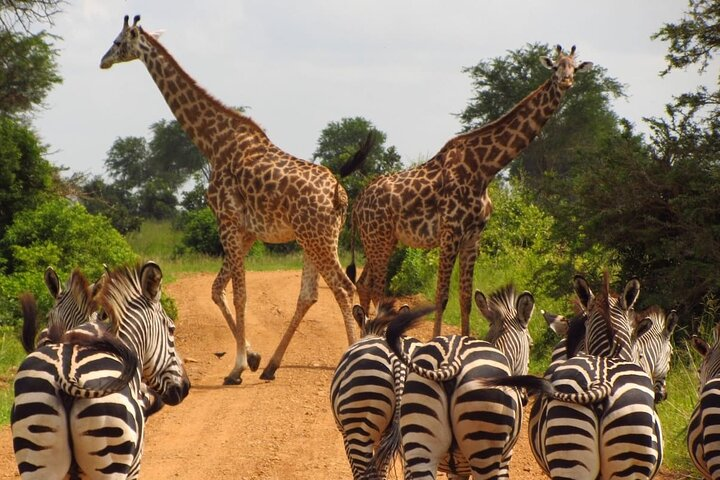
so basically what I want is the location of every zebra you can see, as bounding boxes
[12,261,191,479]
[21,266,104,354]
[330,299,421,479]
[633,306,678,403]
[687,326,720,479]
[477,274,662,479]
[376,285,534,479]
[542,306,677,403]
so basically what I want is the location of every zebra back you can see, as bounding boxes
[99,261,190,406]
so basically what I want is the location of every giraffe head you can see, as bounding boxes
[541,45,593,89]
[100,15,160,69]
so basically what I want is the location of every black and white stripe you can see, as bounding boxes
[688,328,720,479]
[331,301,420,479]
[479,275,662,479]
[379,285,534,479]
[633,306,678,403]
[12,262,191,479]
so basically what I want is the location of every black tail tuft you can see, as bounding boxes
[19,292,39,354]
[475,374,555,397]
[346,263,356,283]
[339,131,376,178]
[385,306,435,357]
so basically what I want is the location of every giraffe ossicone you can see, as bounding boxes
[101,15,373,384]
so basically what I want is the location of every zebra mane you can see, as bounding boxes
[484,284,517,321]
[66,268,99,316]
[98,263,147,334]
[362,298,407,337]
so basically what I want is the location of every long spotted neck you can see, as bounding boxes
[459,78,567,178]
[138,31,268,168]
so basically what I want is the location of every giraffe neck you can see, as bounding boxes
[138,31,268,168]
[458,78,567,178]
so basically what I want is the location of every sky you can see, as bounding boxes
[32,0,716,177]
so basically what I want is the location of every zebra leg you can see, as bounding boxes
[261,256,319,380]
[71,392,143,480]
[400,376,452,480]
[12,354,72,479]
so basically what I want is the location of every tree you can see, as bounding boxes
[104,136,149,191]
[458,43,625,192]
[0,0,64,32]
[148,119,207,187]
[0,30,61,117]
[0,116,54,241]
[313,116,403,201]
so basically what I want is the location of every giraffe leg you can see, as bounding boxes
[212,234,259,385]
[316,253,358,345]
[360,236,396,314]
[260,256,320,380]
[458,239,479,337]
[433,235,461,337]
[355,265,372,314]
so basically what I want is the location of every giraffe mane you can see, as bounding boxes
[140,27,269,140]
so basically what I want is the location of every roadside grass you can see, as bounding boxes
[0,327,28,424]
[0,219,706,477]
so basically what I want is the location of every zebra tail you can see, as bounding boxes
[385,306,464,382]
[475,375,612,405]
[58,329,139,398]
[19,292,39,354]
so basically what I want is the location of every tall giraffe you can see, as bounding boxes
[349,45,592,337]
[100,15,372,384]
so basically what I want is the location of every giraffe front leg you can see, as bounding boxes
[458,239,479,337]
[433,234,460,337]
[260,256,319,380]
[217,233,259,385]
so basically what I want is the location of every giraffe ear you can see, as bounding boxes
[540,56,555,69]
[576,61,593,73]
[148,29,165,39]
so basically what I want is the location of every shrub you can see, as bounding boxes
[388,247,438,296]
[176,207,223,256]
[0,199,137,327]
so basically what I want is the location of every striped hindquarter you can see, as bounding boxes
[688,378,720,479]
[400,336,522,479]
[12,325,144,480]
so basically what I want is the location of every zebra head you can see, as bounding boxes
[633,306,678,402]
[573,273,640,361]
[542,309,588,362]
[44,267,103,334]
[692,324,720,389]
[474,285,534,375]
[100,262,191,406]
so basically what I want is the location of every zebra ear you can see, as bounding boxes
[572,275,594,310]
[45,266,62,299]
[543,310,568,336]
[633,317,653,341]
[665,310,679,338]
[691,335,710,357]
[140,261,163,301]
[352,305,366,331]
[516,292,534,328]
[474,290,493,321]
[621,278,641,310]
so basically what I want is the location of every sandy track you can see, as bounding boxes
[0,271,680,479]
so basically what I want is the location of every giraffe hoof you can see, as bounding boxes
[247,352,262,372]
[259,365,277,381]
[223,375,243,386]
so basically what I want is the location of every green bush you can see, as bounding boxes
[388,247,438,296]
[0,199,137,327]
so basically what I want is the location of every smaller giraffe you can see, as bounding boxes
[100,15,373,384]
[348,45,592,337]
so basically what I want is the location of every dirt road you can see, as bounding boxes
[0,271,681,479]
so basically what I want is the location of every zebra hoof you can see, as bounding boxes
[247,352,262,372]
[259,365,277,381]
[223,375,243,386]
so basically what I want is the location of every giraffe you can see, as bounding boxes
[100,15,373,384]
[348,45,593,337]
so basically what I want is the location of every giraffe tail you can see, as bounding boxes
[338,131,375,177]
[346,220,357,283]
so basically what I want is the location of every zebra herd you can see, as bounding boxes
[331,274,720,479]
[11,261,190,479]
